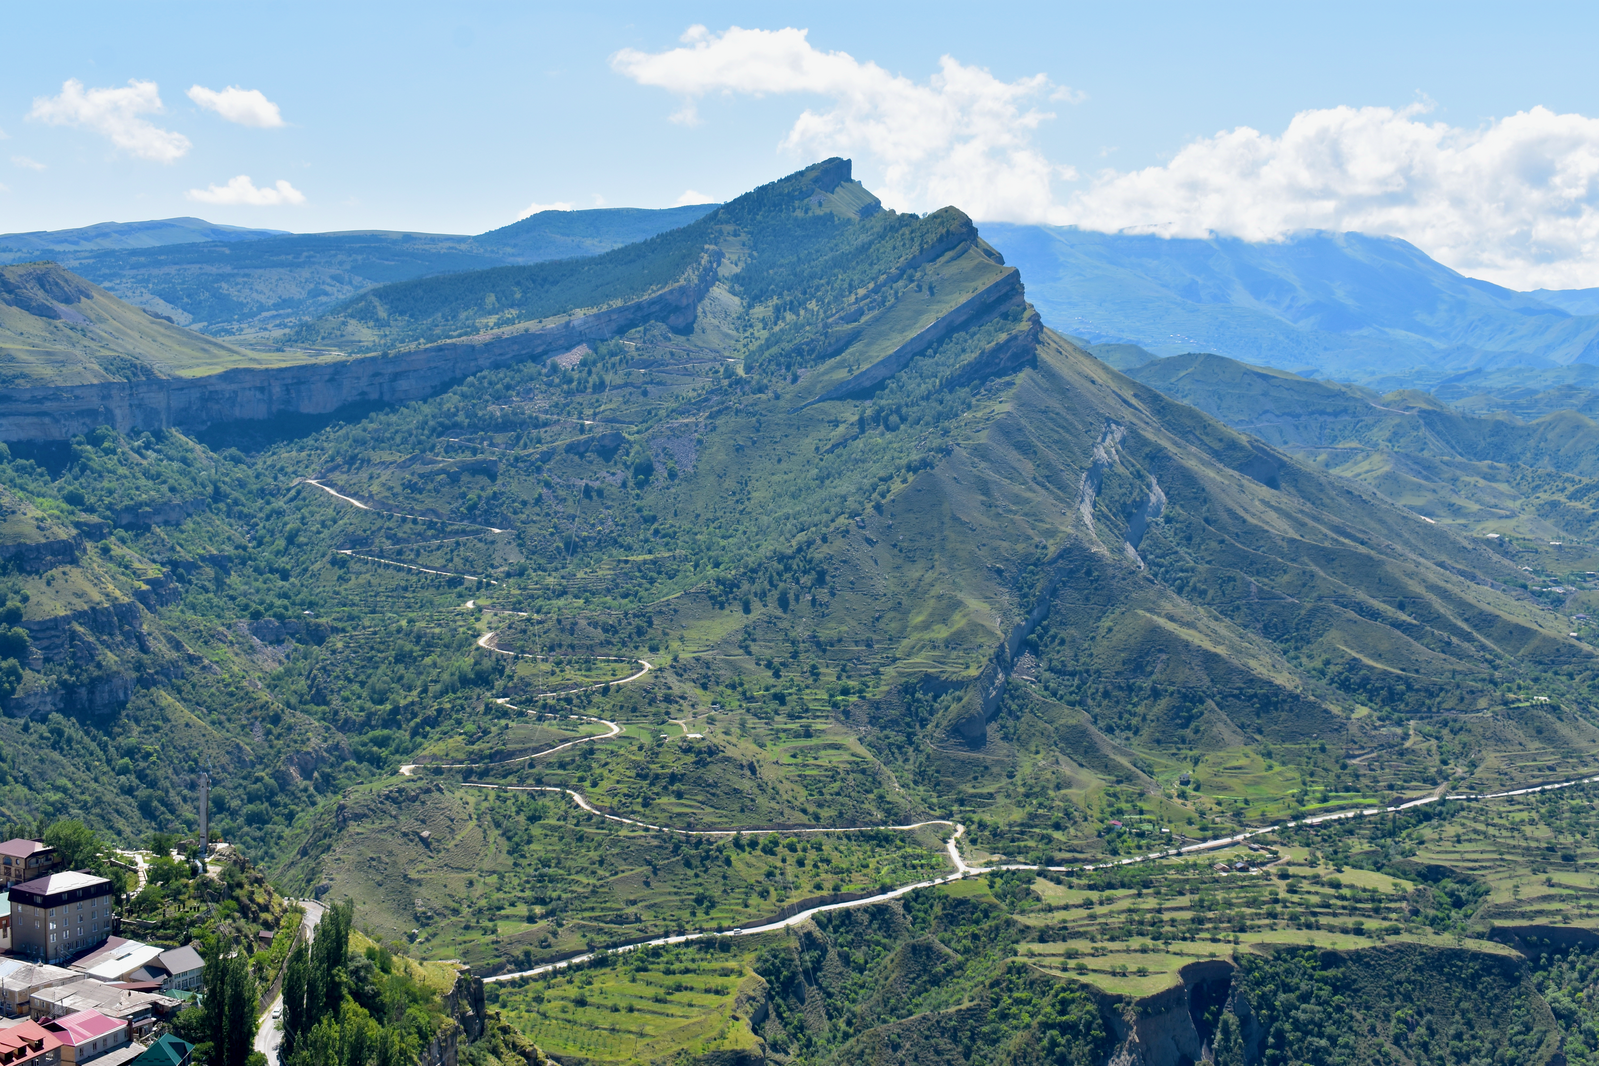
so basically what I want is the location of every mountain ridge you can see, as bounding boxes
[981,224,1599,386]
[0,204,721,337]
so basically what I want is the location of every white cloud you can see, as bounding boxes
[186,85,285,128]
[1059,103,1599,289]
[28,79,190,162]
[186,175,305,206]
[673,189,717,206]
[615,28,1599,289]
[612,25,1077,224]
[11,156,45,171]
[518,200,575,219]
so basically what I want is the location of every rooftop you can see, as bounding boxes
[0,963,75,991]
[0,1018,62,1059]
[92,1044,149,1066]
[29,979,172,1021]
[134,1033,194,1065]
[9,870,111,896]
[156,946,203,975]
[0,839,52,861]
[74,941,163,982]
[44,1008,123,1045]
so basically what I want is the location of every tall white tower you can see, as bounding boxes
[198,771,210,856]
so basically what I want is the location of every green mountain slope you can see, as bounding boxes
[4,205,719,337]
[252,162,1593,863]
[2,162,1599,1021]
[0,216,287,252]
[0,261,318,384]
[1124,351,1599,544]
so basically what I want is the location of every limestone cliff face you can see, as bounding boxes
[0,249,720,441]
[1105,959,1236,1066]
[0,531,80,572]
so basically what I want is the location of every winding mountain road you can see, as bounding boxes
[477,768,1599,984]
[475,628,652,696]
[255,898,326,1066]
[399,707,622,776]
[335,549,500,585]
[300,478,508,533]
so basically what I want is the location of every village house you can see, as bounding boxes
[65,942,201,997]
[130,1034,191,1066]
[0,1016,63,1065]
[41,1010,127,1065]
[0,844,64,892]
[0,963,75,1020]
[27,982,172,1040]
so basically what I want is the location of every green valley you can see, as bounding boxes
[4,160,1599,1064]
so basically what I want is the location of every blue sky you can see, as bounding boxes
[6,2,1599,287]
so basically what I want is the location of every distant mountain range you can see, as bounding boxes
[18,209,1599,399]
[0,205,718,337]
[0,216,289,252]
[1116,348,1599,542]
[981,224,1599,388]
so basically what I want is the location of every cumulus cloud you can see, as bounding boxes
[615,28,1599,288]
[11,156,45,171]
[612,25,1077,224]
[186,175,305,206]
[186,85,286,128]
[1060,103,1599,289]
[28,79,190,163]
[519,200,576,219]
[673,189,717,206]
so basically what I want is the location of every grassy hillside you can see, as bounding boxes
[0,261,317,383]
[1125,350,1599,545]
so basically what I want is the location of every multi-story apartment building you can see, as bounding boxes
[8,874,114,965]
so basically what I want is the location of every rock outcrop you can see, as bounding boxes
[0,531,81,572]
[0,249,721,441]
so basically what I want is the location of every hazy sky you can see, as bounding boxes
[7,1,1599,287]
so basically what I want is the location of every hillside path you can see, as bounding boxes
[475,628,653,695]
[300,477,508,532]
[399,708,621,775]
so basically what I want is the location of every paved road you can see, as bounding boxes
[254,899,326,1066]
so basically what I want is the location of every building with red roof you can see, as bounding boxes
[0,1017,63,1065]
[42,1009,128,1064]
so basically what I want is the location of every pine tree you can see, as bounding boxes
[1214,1009,1246,1066]
[201,944,258,1066]
[282,941,309,1054]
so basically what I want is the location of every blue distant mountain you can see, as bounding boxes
[0,204,719,336]
[0,216,288,252]
[980,224,1599,385]
[1530,287,1599,316]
